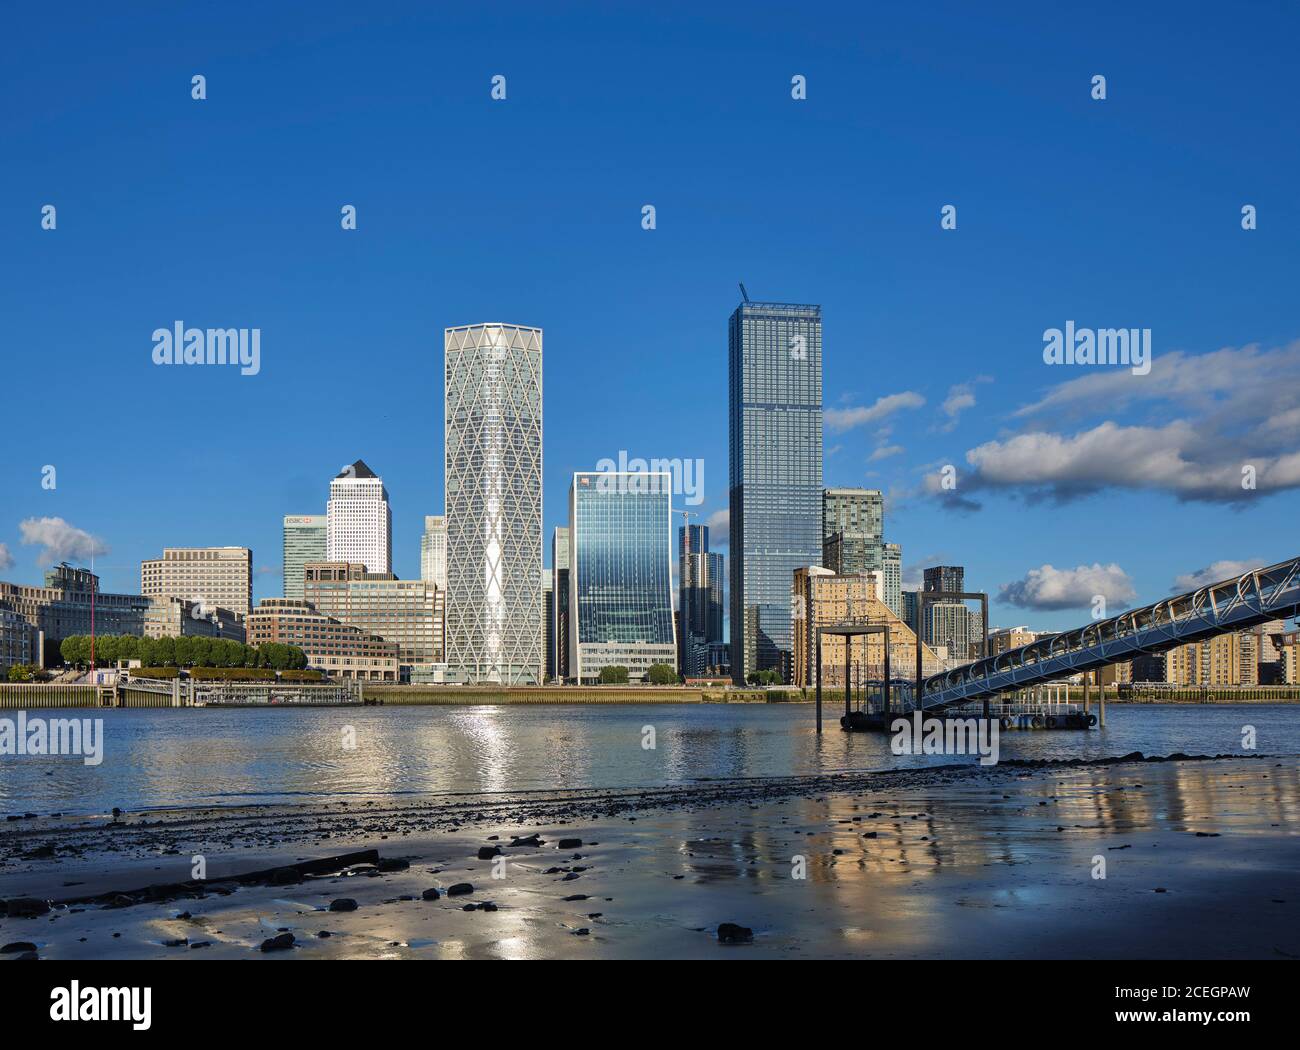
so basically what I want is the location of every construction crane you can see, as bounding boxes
[738,282,750,302]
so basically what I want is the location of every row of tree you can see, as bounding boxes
[597,663,679,685]
[58,634,308,671]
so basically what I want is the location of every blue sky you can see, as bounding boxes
[2,1,1298,632]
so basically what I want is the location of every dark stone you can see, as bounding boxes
[562,894,589,901]
[1,941,38,953]
[4,898,50,918]
[508,833,544,848]
[573,928,590,936]
[190,941,212,949]
[447,883,473,897]
[317,931,332,938]
[481,902,498,912]
[377,858,409,872]
[477,846,501,860]
[163,937,188,947]
[557,838,583,850]
[561,872,580,881]
[718,922,754,944]
[462,903,477,912]
[260,932,295,952]
[328,898,358,912]
[421,888,441,901]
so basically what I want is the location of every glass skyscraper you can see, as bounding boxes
[282,514,326,601]
[678,524,724,676]
[569,471,676,683]
[444,323,543,685]
[728,298,823,683]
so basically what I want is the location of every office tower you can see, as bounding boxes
[327,461,392,575]
[141,547,253,620]
[542,568,555,681]
[569,471,676,683]
[143,597,246,642]
[247,599,400,681]
[0,565,150,660]
[303,562,444,681]
[551,526,571,681]
[729,297,823,684]
[421,515,448,590]
[282,514,326,600]
[678,524,725,677]
[790,567,943,688]
[444,323,543,684]
[881,542,902,618]
[923,565,965,594]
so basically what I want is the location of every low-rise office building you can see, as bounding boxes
[0,608,41,671]
[142,547,253,621]
[0,564,150,662]
[246,599,399,681]
[143,596,247,642]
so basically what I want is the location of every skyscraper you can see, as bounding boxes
[728,297,823,683]
[327,460,392,575]
[283,514,326,600]
[821,488,904,617]
[421,515,447,590]
[569,471,677,683]
[678,524,724,676]
[444,323,543,685]
[551,526,571,682]
[923,565,965,594]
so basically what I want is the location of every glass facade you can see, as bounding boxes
[444,323,543,685]
[728,300,823,683]
[569,471,676,682]
[283,515,326,601]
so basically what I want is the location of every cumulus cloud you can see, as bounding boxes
[927,342,1300,507]
[999,563,1136,611]
[901,554,948,590]
[1171,558,1267,592]
[0,543,13,572]
[936,377,990,433]
[826,392,924,432]
[18,517,110,565]
[869,444,904,461]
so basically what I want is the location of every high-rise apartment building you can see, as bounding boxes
[326,461,392,575]
[820,488,903,617]
[141,547,253,620]
[923,565,965,594]
[282,514,326,601]
[444,323,543,684]
[421,515,448,591]
[729,298,823,684]
[569,471,676,683]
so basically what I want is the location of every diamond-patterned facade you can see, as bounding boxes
[444,324,543,684]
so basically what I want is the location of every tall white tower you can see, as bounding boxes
[326,460,392,575]
[444,323,543,685]
[421,515,447,591]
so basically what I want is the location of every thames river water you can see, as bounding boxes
[1,703,1296,817]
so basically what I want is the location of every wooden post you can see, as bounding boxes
[1098,671,1106,726]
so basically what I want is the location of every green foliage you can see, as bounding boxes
[598,664,630,685]
[746,669,781,686]
[57,634,308,672]
[645,663,679,685]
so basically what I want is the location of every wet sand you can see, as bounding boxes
[1,754,1297,959]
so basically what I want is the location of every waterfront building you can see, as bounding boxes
[141,547,253,620]
[0,608,40,671]
[678,524,724,677]
[569,471,676,683]
[303,562,443,681]
[246,599,399,681]
[989,625,1038,656]
[283,514,326,601]
[421,515,448,590]
[326,461,392,575]
[923,565,965,594]
[1163,631,1261,686]
[143,597,246,642]
[551,527,571,682]
[790,566,944,688]
[0,564,150,662]
[729,298,824,684]
[444,323,543,685]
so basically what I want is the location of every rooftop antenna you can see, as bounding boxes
[738,282,750,302]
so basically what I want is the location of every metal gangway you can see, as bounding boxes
[914,556,1300,712]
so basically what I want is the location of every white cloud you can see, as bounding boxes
[18,517,110,565]
[0,543,13,572]
[999,563,1136,611]
[826,392,924,432]
[869,444,904,461]
[1170,558,1267,592]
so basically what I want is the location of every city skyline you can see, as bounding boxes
[3,4,1299,637]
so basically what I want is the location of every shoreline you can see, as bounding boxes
[2,752,1296,959]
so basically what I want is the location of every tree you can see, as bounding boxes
[645,663,679,685]
[747,669,781,686]
[599,664,630,685]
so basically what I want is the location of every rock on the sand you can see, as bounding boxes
[260,933,295,952]
[1,941,38,953]
[557,838,583,850]
[447,883,474,897]
[377,858,410,872]
[422,888,441,901]
[718,922,754,944]
[329,898,359,912]
[477,846,502,860]
[2,898,50,918]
